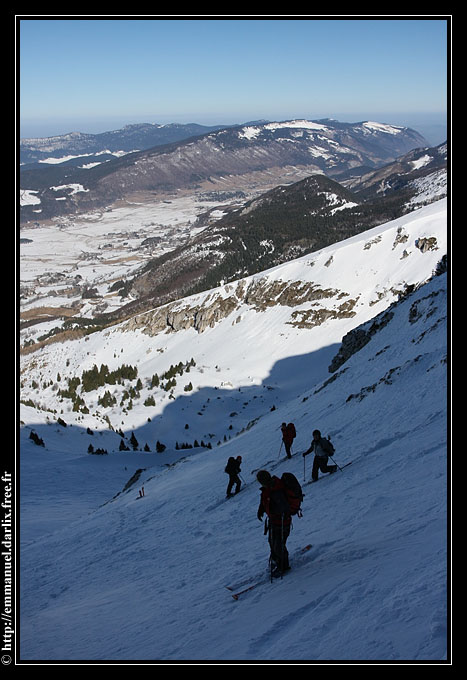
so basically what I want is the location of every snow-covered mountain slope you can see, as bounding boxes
[19,199,448,661]
[20,199,447,444]
[347,142,447,211]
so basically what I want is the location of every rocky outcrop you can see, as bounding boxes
[120,276,348,337]
[415,237,438,253]
[328,309,395,373]
[288,298,359,329]
[328,269,445,373]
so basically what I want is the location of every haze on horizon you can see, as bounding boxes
[18,17,449,146]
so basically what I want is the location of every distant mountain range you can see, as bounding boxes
[20,119,429,224]
[20,122,230,166]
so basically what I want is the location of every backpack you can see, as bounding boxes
[225,457,237,474]
[281,472,303,517]
[323,436,335,455]
[287,423,296,439]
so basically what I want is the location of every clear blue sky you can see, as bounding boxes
[19,17,449,140]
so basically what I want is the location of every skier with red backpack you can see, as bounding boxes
[256,469,303,578]
[280,422,296,459]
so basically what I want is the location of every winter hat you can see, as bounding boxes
[236,456,242,461]
[256,470,272,486]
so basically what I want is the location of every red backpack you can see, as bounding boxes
[281,472,303,517]
[287,423,296,439]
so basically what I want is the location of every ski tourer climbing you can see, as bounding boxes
[225,456,242,497]
[302,429,337,482]
[280,422,296,459]
[256,470,292,578]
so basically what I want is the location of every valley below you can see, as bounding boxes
[19,190,245,344]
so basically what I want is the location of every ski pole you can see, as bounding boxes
[268,519,273,583]
[326,435,342,471]
[278,440,283,458]
[281,514,285,579]
[329,455,343,472]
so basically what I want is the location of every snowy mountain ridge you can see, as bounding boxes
[19,199,448,662]
[20,122,228,164]
[20,118,427,224]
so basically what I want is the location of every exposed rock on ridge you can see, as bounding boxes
[120,277,350,336]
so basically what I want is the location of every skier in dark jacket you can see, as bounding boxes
[256,470,291,577]
[225,456,242,497]
[302,429,337,482]
[280,422,296,459]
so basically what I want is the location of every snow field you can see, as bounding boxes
[21,202,449,662]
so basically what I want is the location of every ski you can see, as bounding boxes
[275,450,304,465]
[252,451,303,477]
[251,450,304,476]
[230,583,258,600]
[304,461,352,486]
[225,543,313,592]
[227,544,312,600]
[251,459,277,475]
[225,487,244,499]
